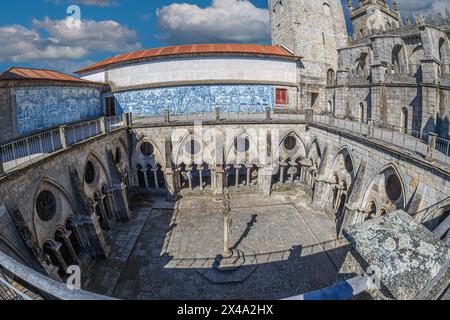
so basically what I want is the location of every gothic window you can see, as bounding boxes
[115,147,121,164]
[344,154,353,173]
[275,88,288,105]
[385,174,402,202]
[136,165,146,189]
[311,93,319,108]
[323,3,331,16]
[36,191,56,221]
[356,53,368,76]
[328,100,333,113]
[85,161,96,185]
[284,136,297,151]
[401,107,408,131]
[327,69,335,85]
[185,139,201,155]
[439,38,450,73]
[358,102,364,122]
[392,45,406,74]
[234,137,250,153]
[140,142,154,156]
[366,201,377,220]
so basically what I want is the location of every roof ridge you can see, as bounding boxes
[75,43,297,74]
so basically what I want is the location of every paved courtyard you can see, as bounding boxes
[83,192,350,300]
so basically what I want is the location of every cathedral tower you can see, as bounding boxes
[349,0,402,37]
[268,0,348,111]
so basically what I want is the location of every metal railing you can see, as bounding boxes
[106,115,125,132]
[0,129,62,172]
[65,118,102,145]
[435,137,450,164]
[0,115,128,175]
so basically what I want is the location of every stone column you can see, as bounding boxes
[164,109,170,123]
[215,107,221,121]
[80,213,110,258]
[235,166,240,187]
[112,183,132,221]
[213,166,226,197]
[124,112,133,127]
[266,107,271,120]
[58,230,80,265]
[279,164,285,183]
[48,242,68,273]
[59,125,68,149]
[259,166,274,195]
[187,169,193,190]
[198,167,204,190]
[99,116,106,134]
[367,118,375,138]
[164,169,179,200]
[246,165,252,186]
[143,168,150,190]
[151,169,159,189]
[70,220,90,250]
[96,195,114,231]
[426,133,437,161]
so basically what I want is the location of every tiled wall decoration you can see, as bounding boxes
[114,85,275,116]
[14,86,103,134]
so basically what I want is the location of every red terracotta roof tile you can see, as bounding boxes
[1,67,90,83]
[76,44,295,74]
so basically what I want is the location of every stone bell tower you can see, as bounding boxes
[349,0,402,37]
[268,0,348,111]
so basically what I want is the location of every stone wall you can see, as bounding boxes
[0,129,130,271]
[0,87,14,144]
[129,121,450,222]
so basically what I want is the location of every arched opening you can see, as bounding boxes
[358,102,364,122]
[328,100,333,114]
[140,142,154,157]
[55,230,75,267]
[66,219,82,257]
[157,166,166,188]
[366,200,377,220]
[439,38,450,74]
[385,172,402,203]
[136,165,146,189]
[327,69,335,85]
[401,107,408,132]
[84,161,96,185]
[392,45,406,74]
[146,165,156,189]
[43,241,67,279]
[36,190,56,222]
[323,3,331,16]
[356,53,368,76]
[378,208,387,217]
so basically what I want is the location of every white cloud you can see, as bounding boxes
[156,0,270,45]
[33,17,142,53]
[0,18,141,64]
[395,0,450,15]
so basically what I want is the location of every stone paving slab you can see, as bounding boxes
[85,194,349,300]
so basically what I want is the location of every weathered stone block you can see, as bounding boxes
[342,210,450,300]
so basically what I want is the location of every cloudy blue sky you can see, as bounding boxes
[0,0,448,74]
